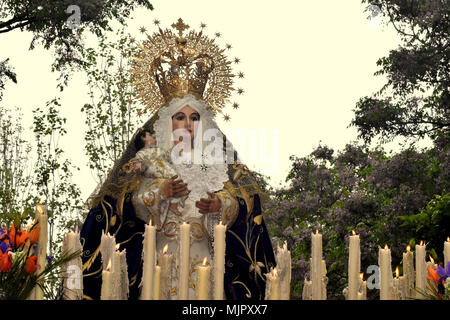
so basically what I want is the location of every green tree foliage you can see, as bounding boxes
[265,138,449,299]
[0,0,153,92]
[81,28,142,185]
[32,98,83,258]
[350,0,449,145]
[0,106,34,227]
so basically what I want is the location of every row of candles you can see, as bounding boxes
[126,220,228,300]
[304,229,450,300]
[100,220,292,300]
[26,201,450,300]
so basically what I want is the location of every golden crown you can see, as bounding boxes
[129,18,244,121]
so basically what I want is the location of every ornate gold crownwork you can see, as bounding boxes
[129,18,243,119]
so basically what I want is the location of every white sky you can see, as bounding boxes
[0,0,434,203]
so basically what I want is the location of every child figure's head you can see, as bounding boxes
[134,129,156,150]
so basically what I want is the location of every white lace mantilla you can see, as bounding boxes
[173,161,229,202]
[153,94,230,202]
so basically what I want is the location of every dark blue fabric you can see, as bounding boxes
[81,193,275,300]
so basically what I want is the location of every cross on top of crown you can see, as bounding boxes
[171,18,190,36]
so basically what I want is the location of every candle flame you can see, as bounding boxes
[406,245,411,252]
[106,259,112,271]
[36,204,43,215]
[273,267,278,277]
[149,219,152,226]
[115,244,120,251]
[447,237,449,242]
[315,229,318,235]
[39,200,43,205]
[163,244,168,254]
[395,266,399,278]
[420,240,423,246]
[352,230,356,236]
[202,257,208,266]
[429,255,435,264]
[360,273,364,281]
[384,244,388,250]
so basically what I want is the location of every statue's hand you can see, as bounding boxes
[162,175,190,199]
[133,161,142,172]
[195,192,221,214]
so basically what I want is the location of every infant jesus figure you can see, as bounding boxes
[133,129,187,216]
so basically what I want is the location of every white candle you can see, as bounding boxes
[159,244,173,300]
[378,245,393,300]
[179,222,191,300]
[321,259,327,300]
[415,241,427,299]
[311,230,323,300]
[348,231,360,300]
[119,248,128,300]
[100,231,116,270]
[265,267,280,300]
[392,267,401,300]
[141,222,156,300]
[35,203,48,300]
[112,244,122,300]
[426,256,438,294]
[276,241,291,300]
[62,229,83,300]
[196,257,211,300]
[402,245,414,299]
[153,265,161,300]
[213,221,226,300]
[444,237,450,268]
[101,259,113,300]
[359,273,367,300]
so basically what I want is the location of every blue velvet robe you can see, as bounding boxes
[80,192,276,300]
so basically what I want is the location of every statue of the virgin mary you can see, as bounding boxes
[80,18,276,300]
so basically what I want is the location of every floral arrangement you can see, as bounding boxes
[425,262,450,300]
[0,222,79,300]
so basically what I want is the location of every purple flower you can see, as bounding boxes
[0,241,11,254]
[46,255,54,266]
[436,261,450,283]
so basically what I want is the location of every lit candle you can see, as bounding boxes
[392,266,401,300]
[311,230,323,300]
[101,259,113,300]
[153,265,161,300]
[141,221,156,300]
[402,245,414,299]
[348,230,360,300]
[415,241,427,299]
[358,273,367,300]
[35,202,48,300]
[158,244,173,300]
[378,244,393,300]
[196,257,211,300]
[426,256,438,294]
[213,221,226,300]
[444,237,450,267]
[179,222,191,300]
[265,267,280,300]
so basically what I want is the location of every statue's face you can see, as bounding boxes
[171,105,200,144]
